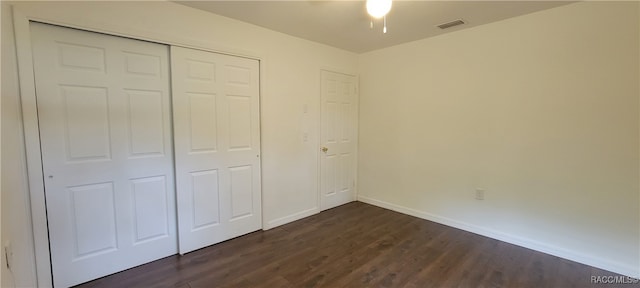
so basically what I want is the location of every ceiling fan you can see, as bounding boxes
[366,0,392,33]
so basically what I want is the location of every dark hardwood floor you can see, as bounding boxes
[77,202,626,288]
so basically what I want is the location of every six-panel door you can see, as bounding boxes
[320,71,358,211]
[31,23,177,287]
[171,46,262,254]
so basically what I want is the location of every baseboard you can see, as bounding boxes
[357,195,639,278]
[263,207,319,230]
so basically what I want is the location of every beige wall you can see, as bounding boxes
[1,1,357,286]
[358,1,639,277]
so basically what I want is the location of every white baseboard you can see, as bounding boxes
[357,195,639,278]
[263,207,319,230]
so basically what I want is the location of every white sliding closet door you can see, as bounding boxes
[31,23,177,287]
[171,46,262,254]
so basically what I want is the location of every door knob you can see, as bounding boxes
[321,147,328,153]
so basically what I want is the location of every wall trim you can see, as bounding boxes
[357,195,639,278]
[264,207,319,230]
[12,7,53,287]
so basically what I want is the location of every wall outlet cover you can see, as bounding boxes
[475,188,485,200]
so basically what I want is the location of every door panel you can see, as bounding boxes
[230,165,254,219]
[68,182,117,258]
[228,96,253,150]
[131,176,170,243]
[320,71,357,211]
[189,93,218,151]
[62,85,111,161]
[127,90,165,156]
[191,169,221,229]
[172,46,261,254]
[31,22,177,287]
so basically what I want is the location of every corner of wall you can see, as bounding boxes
[356,1,640,279]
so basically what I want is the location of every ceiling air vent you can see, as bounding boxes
[437,19,466,30]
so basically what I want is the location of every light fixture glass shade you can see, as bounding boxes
[366,0,392,19]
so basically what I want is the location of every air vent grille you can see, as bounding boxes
[437,19,466,29]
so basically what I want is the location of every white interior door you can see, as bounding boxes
[30,23,177,287]
[320,70,358,211]
[171,46,262,254]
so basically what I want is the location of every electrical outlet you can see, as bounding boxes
[475,188,485,200]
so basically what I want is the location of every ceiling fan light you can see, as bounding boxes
[366,0,392,19]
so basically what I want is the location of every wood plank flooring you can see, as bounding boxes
[76,202,627,287]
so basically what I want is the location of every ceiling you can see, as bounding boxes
[176,1,573,53]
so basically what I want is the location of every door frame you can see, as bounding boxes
[12,7,266,287]
[317,68,360,211]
